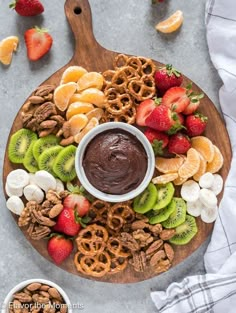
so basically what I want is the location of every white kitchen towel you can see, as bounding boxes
[151,0,236,311]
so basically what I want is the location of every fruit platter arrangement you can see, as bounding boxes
[2,0,231,283]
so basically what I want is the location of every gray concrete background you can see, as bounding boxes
[0,0,222,312]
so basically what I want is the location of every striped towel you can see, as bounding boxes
[151,0,236,311]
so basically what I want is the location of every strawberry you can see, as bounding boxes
[167,112,185,135]
[53,207,81,236]
[47,234,73,265]
[162,87,190,113]
[168,133,191,154]
[182,94,204,115]
[63,194,90,217]
[136,98,159,126]
[144,128,169,155]
[24,27,53,61]
[185,113,208,137]
[10,0,44,16]
[145,104,175,132]
[154,64,183,96]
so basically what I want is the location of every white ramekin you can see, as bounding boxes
[1,279,72,313]
[75,122,155,202]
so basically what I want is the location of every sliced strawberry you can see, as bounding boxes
[144,128,169,155]
[145,104,175,132]
[24,26,53,61]
[63,194,90,217]
[136,98,160,126]
[162,87,190,113]
[47,234,73,265]
[168,133,191,154]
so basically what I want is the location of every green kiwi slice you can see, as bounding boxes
[133,183,158,214]
[38,145,63,176]
[161,197,186,228]
[169,215,198,245]
[148,199,176,224]
[8,128,38,164]
[153,182,175,211]
[33,135,60,161]
[23,140,39,173]
[53,145,77,182]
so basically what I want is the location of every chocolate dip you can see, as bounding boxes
[82,129,148,195]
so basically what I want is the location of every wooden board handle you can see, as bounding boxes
[64,0,105,67]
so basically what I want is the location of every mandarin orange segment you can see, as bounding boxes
[77,72,104,91]
[74,117,99,144]
[206,145,224,173]
[173,175,188,186]
[68,114,89,136]
[155,156,185,174]
[86,108,104,121]
[66,102,94,120]
[191,136,214,163]
[152,173,178,185]
[60,66,87,84]
[178,148,200,179]
[0,36,19,65]
[155,10,183,34]
[54,82,77,111]
[73,88,106,108]
[193,153,207,181]
[68,93,84,105]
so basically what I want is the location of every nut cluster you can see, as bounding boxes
[9,282,67,313]
[21,85,73,146]
[18,190,68,240]
[87,199,176,275]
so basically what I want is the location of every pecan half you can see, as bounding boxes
[131,220,150,230]
[132,229,153,247]
[130,251,147,272]
[159,229,176,241]
[164,243,174,262]
[145,239,163,258]
[29,225,51,240]
[149,224,163,236]
[13,292,32,303]
[48,288,62,301]
[154,259,171,274]
[27,283,42,292]
[49,204,63,218]
[150,250,166,267]
[35,85,55,97]
[119,232,140,251]
[34,102,57,123]
[31,210,56,227]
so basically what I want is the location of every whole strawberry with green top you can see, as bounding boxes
[154,64,183,96]
[10,0,44,16]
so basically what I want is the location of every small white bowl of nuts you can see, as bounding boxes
[2,279,72,313]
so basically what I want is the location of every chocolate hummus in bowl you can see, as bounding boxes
[75,122,155,202]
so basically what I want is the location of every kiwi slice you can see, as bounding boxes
[162,197,186,228]
[23,140,39,173]
[148,200,176,224]
[133,183,158,214]
[8,128,38,164]
[153,182,175,211]
[169,215,198,245]
[53,145,77,182]
[38,145,63,176]
[33,135,60,161]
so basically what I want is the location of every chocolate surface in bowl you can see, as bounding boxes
[82,129,147,195]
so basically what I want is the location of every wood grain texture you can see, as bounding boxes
[2,0,232,283]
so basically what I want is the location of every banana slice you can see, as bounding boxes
[7,169,29,190]
[24,184,45,204]
[6,196,24,215]
[210,174,223,195]
[199,188,217,208]
[55,179,65,193]
[180,180,200,202]
[29,173,37,185]
[5,182,23,197]
[35,170,57,192]
[187,200,203,217]
[199,172,214,189]
[201,205,218,223]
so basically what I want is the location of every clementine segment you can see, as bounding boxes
[178,148,200,179]
[155,10,183,34]
[86,108,104,121]
[0,36,19,65]
[191,136,214,163]
[60,66,87,84]
[73,88,106,108]
[66,102,94,120]
[152,173,178,184]
[77,72,104,91]
[68,114,89,136]
[206,145,224,173]
[155,156,185,174]
[193,153,207,181]
[74,117,99,144]
[54,82,77,111]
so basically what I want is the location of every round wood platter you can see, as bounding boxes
[2,0,232,283]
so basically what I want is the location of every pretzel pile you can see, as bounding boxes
[102,54,156,124]
[74,200,176,277]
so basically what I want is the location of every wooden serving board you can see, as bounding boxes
[2,0,232,283]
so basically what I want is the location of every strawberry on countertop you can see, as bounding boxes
[154,64,183,96]
[185,113,208,137]
[24,27,53,61]
[47,234,73,265]
[10,0,44,16]
[145,104,175,132]
[168,133,191,154]
[144,128,169,155]
[136,98,160,126]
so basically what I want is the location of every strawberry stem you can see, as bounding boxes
[9,1,16,9]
